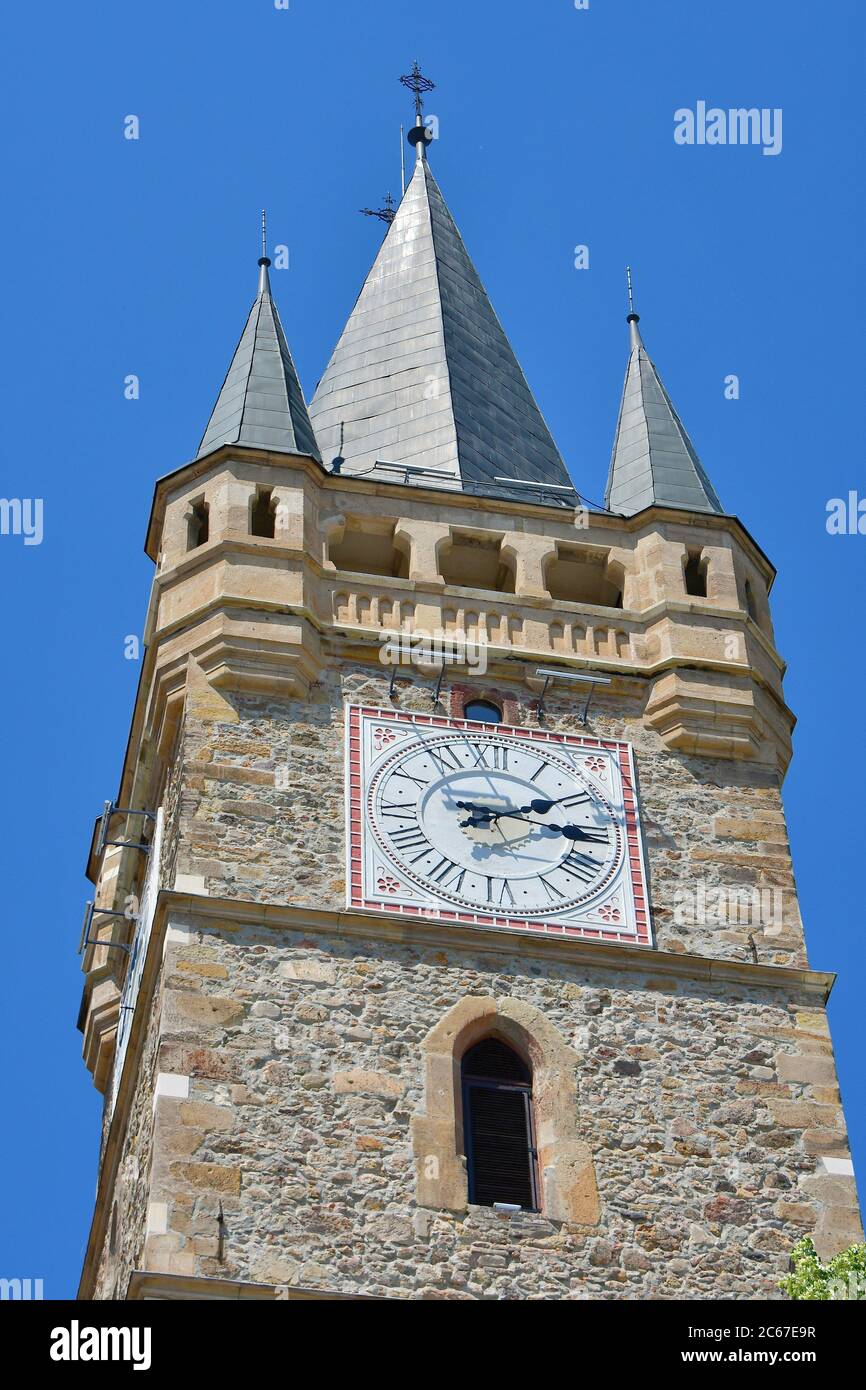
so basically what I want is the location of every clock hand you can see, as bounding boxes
[556,824,609,843]
[517,795,586,815]
[456,795,590,820]
[458,806,609,844]
[456,799,571,820]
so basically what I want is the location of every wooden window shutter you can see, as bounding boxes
[462,1039,538,1211]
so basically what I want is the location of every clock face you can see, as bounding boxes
[347,706,651,945]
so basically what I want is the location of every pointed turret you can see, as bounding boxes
[605,305,722,517]
[197,245,321,463]
[309,71,572,501]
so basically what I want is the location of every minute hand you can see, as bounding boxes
[457,805,608,842]
[455,795,589,819]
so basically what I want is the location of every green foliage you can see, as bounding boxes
[780,1237,866,1300]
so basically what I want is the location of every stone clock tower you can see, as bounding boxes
[77,84,862,1301]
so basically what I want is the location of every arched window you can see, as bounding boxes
[250,487,276,538]
[684,547,708,598]
[461,1038,538,1211]
[464,699,502,725]
[187,498,209,550]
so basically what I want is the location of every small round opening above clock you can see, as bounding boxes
[463,699,503,725]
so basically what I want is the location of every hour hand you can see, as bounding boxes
[455,800,505,820]
[558,824,609,843]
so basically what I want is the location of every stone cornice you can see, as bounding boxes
[159,890,834,998]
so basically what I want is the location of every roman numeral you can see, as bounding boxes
[538,876,567,903]
[559,851,601,885]
[472,744,508,771]
[427,857,465,891]
[379,802,419,819]
[389,826,429,854]
[390,769,429,790]
[529,760,549,783]
[427,745,463,774]
[495,879,515,907]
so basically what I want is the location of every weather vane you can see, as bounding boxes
[400,60,435,122]
[360,192,397,225]
[626,265,636,316]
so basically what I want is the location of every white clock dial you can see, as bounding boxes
[368,732,622,916]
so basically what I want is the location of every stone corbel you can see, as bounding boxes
[501,537,556,599]
[396,519,451,583]
[271,487,303,547]
[644,668,766,762]
[319,514,346,570]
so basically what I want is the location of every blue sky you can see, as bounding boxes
[0,0,863,1296]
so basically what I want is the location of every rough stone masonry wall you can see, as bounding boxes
[122,919,860,1301]
[92,961,163,1300]
[171,665,806,968]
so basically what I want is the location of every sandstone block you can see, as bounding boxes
[768,1099,841,1129]
[795,1011,830,1037]
[278,959,337,985]
[170,1162,242,1195]
[712,816,788,844]
[776,1054,837,1086]
[813,1207,865,1260]
[164,991,245,1033]
[178,1100,234,1131]
[775,1200,816,1226]
[176,961,229,980]
[333,1069,404,1098]
[799,1175,860,1208]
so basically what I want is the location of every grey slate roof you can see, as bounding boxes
[197,261,321,462]
[605,316,723,516]
[308,148,573,499]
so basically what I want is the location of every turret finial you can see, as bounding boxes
[626,265,642,348]
[400,61,436,162]
[258,209,271,296]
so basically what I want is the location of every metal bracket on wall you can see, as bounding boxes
[433,663,448,707]
[534,668,612,724]
[78,901,135,956]
[96,801,157,858]
[389,666,414,700]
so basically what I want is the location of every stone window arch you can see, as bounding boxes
[412,995,600,1225]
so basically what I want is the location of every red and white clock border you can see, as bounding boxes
[345,704,653,947]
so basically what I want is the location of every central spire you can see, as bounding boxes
[308,66,573,501]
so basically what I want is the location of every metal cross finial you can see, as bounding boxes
[400,60,435,121]
[261,209,267,261]
[627,265,635,316]
[360,192,397,225]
